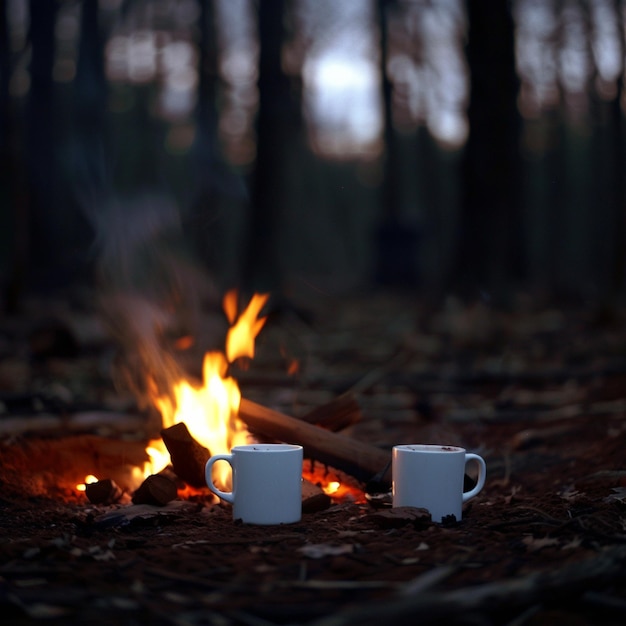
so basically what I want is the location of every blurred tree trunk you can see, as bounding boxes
[27,0,58,285]
[192,0,223,273]
[71,0,106,279]
[454,0,524,299]
[0,0,27,312]
[75,0,107,178]
[244,0,296,293]
[375,0,419,287]
[197,0,220,164]
[609,0,626,297]
[0,0,9,162]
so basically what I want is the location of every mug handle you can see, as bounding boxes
[205,454,234,504]
[462,453,486,502]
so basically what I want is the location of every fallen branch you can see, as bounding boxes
[299,392,362,431]
[308,545,626,626]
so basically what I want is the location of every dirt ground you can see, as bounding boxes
[1,290,626,625]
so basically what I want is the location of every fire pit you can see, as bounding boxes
[2,292,626,624]
[0,291,380,509]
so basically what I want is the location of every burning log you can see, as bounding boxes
[132,474,178,506]
[299,392,362,431]
[161,422,210,488]
[159,420,332,513]
[238,398,391,484]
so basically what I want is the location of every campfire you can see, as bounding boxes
[65,291,381,508]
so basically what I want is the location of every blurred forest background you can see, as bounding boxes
[1,0,626,311]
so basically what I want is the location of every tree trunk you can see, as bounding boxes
[454,0,524,300]
[0,0,28,312]
[27,0,58,282]
[375,0,419,287]
[244,0,296,293]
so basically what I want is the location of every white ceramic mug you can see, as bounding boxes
[205,444,303,525]
[392,444,486,522]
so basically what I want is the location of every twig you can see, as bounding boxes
[285,580,392,591]
[399,565,457,596]
[583,590,626,612]
[307,545,626,626]
[227,610,281,626]
[504,604,542,626]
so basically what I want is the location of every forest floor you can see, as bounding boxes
[1,289,626,625]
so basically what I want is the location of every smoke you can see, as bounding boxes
[90,193,220,408]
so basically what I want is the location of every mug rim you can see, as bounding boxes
[231,444,303,453]
[393,444,465,453]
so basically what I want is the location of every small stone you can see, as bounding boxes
[368,506,432,529]
[302,493,332,514]
[302,479,331,513]
[85,479,123,505]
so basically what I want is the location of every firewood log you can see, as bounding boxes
[161,422,210,488]
[238,398,391,484]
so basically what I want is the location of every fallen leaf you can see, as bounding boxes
[522,535,560,552]
[561,537,583,550]
[367,506,431,529]
[13,578,47,588]
[298,543,355,559]
[92,549,116,561]
[560,485,583,501]
[603,487,626,504]
[23,547,40,559]
[171,540,210,550]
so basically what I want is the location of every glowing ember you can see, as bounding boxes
[323,481,341,495]
[222,289,239,325]
[287,359,300,376]
[302,463,366,504]
[174,335,194,351]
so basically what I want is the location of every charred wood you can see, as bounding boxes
[161,422,210,488]
[132,474,178,506]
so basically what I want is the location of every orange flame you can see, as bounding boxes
[150,292,268,490]
[225,292,269,362]
[73,292,270,496]
[223,289,239,325]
